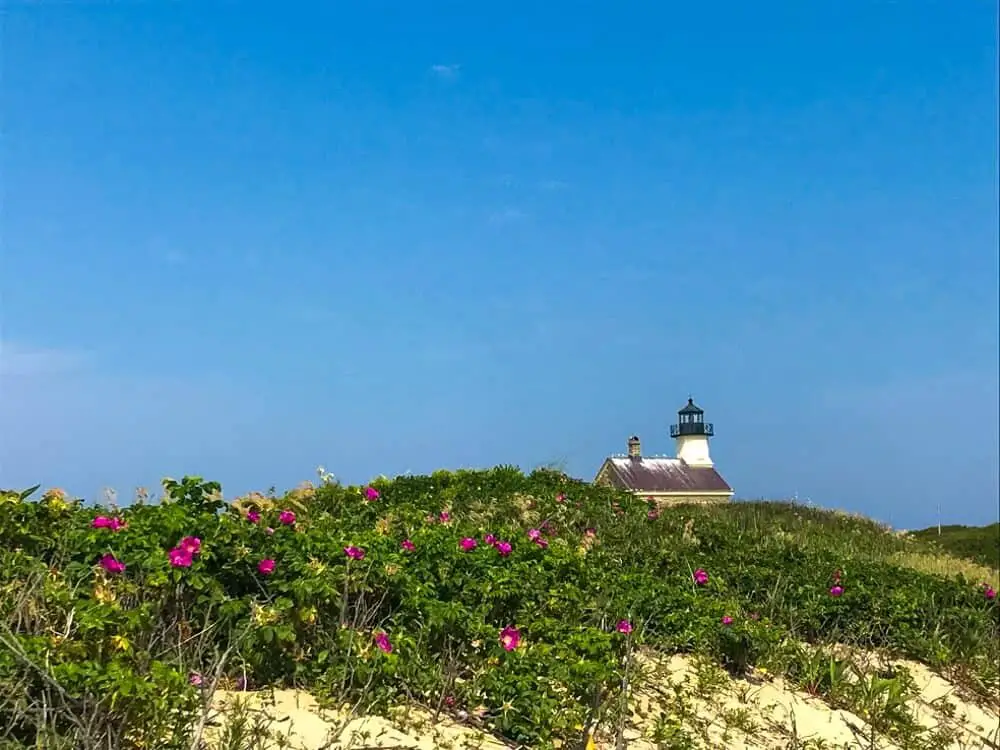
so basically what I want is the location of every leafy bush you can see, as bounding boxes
[1,471,997,749]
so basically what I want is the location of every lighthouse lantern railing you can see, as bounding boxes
[670,422,714,438]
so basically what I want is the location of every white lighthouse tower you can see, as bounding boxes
[671,397,715,467]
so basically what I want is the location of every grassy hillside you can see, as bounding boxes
[1,468,997,750]
[907,523,1000,572]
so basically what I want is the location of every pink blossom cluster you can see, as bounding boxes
[373,624,523,657]
[526,528,548,549]
[246,508,296,526]
[92,515,126,532]
[830,569,844,597]
[645,496,659,517]
[479,533,513,557]
[169,536,202,568]
[499,625,521,651]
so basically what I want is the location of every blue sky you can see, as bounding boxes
[3,2,997,528]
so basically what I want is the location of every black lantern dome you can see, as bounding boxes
[670,397,714,438]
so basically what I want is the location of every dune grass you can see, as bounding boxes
[907,522,1000,572]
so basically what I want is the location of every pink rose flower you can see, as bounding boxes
[168,547,193,568]
[374,632,392,653]
[179,536,201,556]
[99,554,126,574]
[499,625,521,651]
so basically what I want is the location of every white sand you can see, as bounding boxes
[199,652,999,749]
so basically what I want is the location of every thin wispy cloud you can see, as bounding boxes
[818,369,1000,413]
[163,249,186,265]
[146,235,187,266]
[429,63,460,79]
[487,207,527,226]
[537,179,570,191]
[0,341,92,377]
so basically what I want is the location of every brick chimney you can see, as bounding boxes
[627,435,641,459]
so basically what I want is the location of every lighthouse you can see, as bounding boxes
[670,398,715,467]
[593,396,733,504]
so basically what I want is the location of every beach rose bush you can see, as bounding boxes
[0,469,997,750]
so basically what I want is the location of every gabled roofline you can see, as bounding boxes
[593,458,615,484]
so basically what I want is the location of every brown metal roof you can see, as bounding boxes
[603,457,732,493]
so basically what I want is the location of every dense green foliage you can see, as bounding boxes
[909,522,1000,571]
[1,469,997,749]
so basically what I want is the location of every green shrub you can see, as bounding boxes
[0,472,997,749]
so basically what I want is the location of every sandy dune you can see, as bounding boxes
[203,690,510,750]
[620,652,999,750]
[201,653,999,749]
